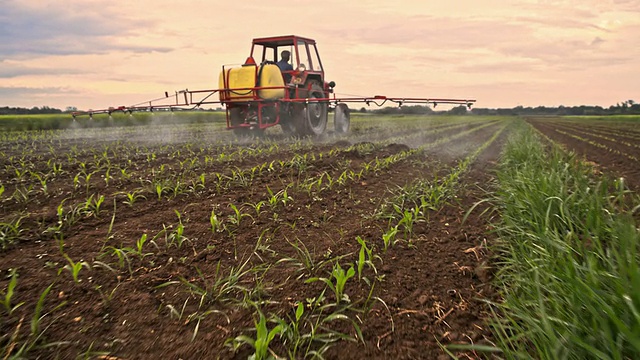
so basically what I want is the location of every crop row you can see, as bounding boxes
[553,128,639,162]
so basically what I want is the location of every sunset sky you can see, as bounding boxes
[1,0,638,110]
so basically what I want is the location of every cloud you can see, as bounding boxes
[0,60,84,78]
[0,86,77,96]
[0,1,172,58]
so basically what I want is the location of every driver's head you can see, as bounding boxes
[280,50,290,61]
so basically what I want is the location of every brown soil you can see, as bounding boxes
[0,118,508,359]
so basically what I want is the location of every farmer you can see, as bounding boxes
[276,50,293,83]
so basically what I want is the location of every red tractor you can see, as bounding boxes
[220,35,346,137]
[73,35,475,136]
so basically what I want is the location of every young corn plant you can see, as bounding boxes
[0,269,25,315]
[245,200,266,217]
[122,190,146,207]
[100,246,133,276]
[4,282,66,359]
[306,262,356,304]
[227,203,254,228]
[164,210,190,249]
[209,209,224,233]
[229,305,284,360]
[382,225,399,252]
[277,295,365,358]
[61,254,90,283]
[355,236,380,285]
[84,194,105,217]
[1,216,24,251]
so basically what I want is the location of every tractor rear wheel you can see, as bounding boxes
[295,81,328,136]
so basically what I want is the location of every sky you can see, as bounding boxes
[1,0,639,110]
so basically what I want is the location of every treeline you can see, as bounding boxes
[4,100,640,117]
[366,100,640,116]
[0,106,64,115]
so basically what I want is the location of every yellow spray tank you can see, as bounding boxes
[219,64,285,101]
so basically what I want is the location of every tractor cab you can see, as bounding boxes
[250,35,325,88]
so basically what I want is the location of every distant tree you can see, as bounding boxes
[65,106,78,112]
[447,105,468,115]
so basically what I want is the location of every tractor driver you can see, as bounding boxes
[276,50,293,83]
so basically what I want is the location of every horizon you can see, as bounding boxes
[1,0,639,111]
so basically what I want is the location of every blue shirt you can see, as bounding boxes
[276,60,293,72]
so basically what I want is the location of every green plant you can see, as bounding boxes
[0,269,25,315]
[157,259,254,306]
[477,124,640,359]
[165,210,190,248]
[4,282,67,358]
[84,194,105,217]
[0,217,24,251]
[122,190,146,207]
[209,209,223,233]
[227,203,254,227]
[382,225,399,252]
[61,254,90,283]
[355,236,379,284]
[229,305,284,360]
[307,262,356,303]
[276,238,338,279]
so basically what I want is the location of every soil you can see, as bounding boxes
[0,118,508,359]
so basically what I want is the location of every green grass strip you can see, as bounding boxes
[489,121,640,359]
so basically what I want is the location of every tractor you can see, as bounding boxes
[219,35,348,137]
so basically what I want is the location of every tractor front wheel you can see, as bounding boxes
[334,103,350,133]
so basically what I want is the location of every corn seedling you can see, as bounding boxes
[5,282,66,359]
[94,281,121,308]
[11,185,35,204]
[61,254,90,283]
[306,262,356,303]
[382,225,399,252]
[153,179,172,200]
[0,269,25,315]
[228,305,284,360]
[275,291,365,358]
[227,203,254,227]
[209,209,224,234]
[84,194,105,217]
[30,171,48,196]
[0,217,25,251]
[245,200,266,217]
[164,210,190,249]
[355,236,380,285]
[100,246,133,275]
[122,189,146,207]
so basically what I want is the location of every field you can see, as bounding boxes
[526,116,640,190]
[1,114,638,359]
